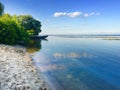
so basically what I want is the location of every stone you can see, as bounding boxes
[0,45,50,90]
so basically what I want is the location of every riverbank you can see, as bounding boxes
[0,45,50,90]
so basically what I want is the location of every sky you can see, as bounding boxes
[1,0,120,34]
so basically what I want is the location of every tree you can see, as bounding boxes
[0,14,29,45]
[16,15,42,36]
[0,2,4,16]
[0,2,42,46]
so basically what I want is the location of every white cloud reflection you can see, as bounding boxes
[53,52,93,59]
[39,64,65,72]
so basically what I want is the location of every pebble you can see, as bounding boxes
[0,45,51,90]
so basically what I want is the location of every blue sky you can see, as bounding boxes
[1,0,120,34]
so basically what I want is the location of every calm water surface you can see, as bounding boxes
[33,36,120,90]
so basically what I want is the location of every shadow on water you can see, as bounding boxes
[26,38,57,90]
[26,38,48,53]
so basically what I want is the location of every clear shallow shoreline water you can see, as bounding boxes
[33,36,120,90]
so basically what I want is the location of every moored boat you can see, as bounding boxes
[30,35,48,39]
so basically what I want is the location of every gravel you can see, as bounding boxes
[0,45,50,90]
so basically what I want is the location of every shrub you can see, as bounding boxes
[0,14,29,45]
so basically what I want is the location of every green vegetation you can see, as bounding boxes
[0,2,42,45]
[0,14,29,45]
[19,15,41,36]
[0,2,4,16]
[12,15,42,36]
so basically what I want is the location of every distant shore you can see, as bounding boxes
[49,35,120,40]
[0,45,50,90]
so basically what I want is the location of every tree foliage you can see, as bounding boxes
[13,15,42,36]
[0,14,29,45]
[0,2,42,45]
[0,2,4,16]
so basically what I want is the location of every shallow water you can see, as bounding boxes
[33,36,120,90]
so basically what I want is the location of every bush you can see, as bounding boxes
[15,15,42,36]
[0,14,29,45]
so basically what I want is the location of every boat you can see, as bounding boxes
[30,35,48,39]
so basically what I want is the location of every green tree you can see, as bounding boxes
[16,15,42,36]
[0,2,4,16]
[0,14,29,45]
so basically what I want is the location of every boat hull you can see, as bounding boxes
[30,35,48,39]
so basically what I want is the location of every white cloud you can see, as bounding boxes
[53,11,100,18]
[53,12,67,17]
[53,11,81,18]
[84,12,100,17]
[67,12,82,17]
[84,13,89,17]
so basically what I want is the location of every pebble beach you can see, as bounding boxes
[0,45,50,90]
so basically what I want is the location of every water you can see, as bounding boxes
[32,36,120,90]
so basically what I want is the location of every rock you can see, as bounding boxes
[39,87,43,90]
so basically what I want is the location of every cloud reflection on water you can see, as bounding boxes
[53,52,93,59]
[38,52,94,72]
[39,64,65,72]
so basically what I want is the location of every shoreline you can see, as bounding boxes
[0,45,51,90]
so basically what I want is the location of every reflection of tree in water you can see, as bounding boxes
[27,39,42,53]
